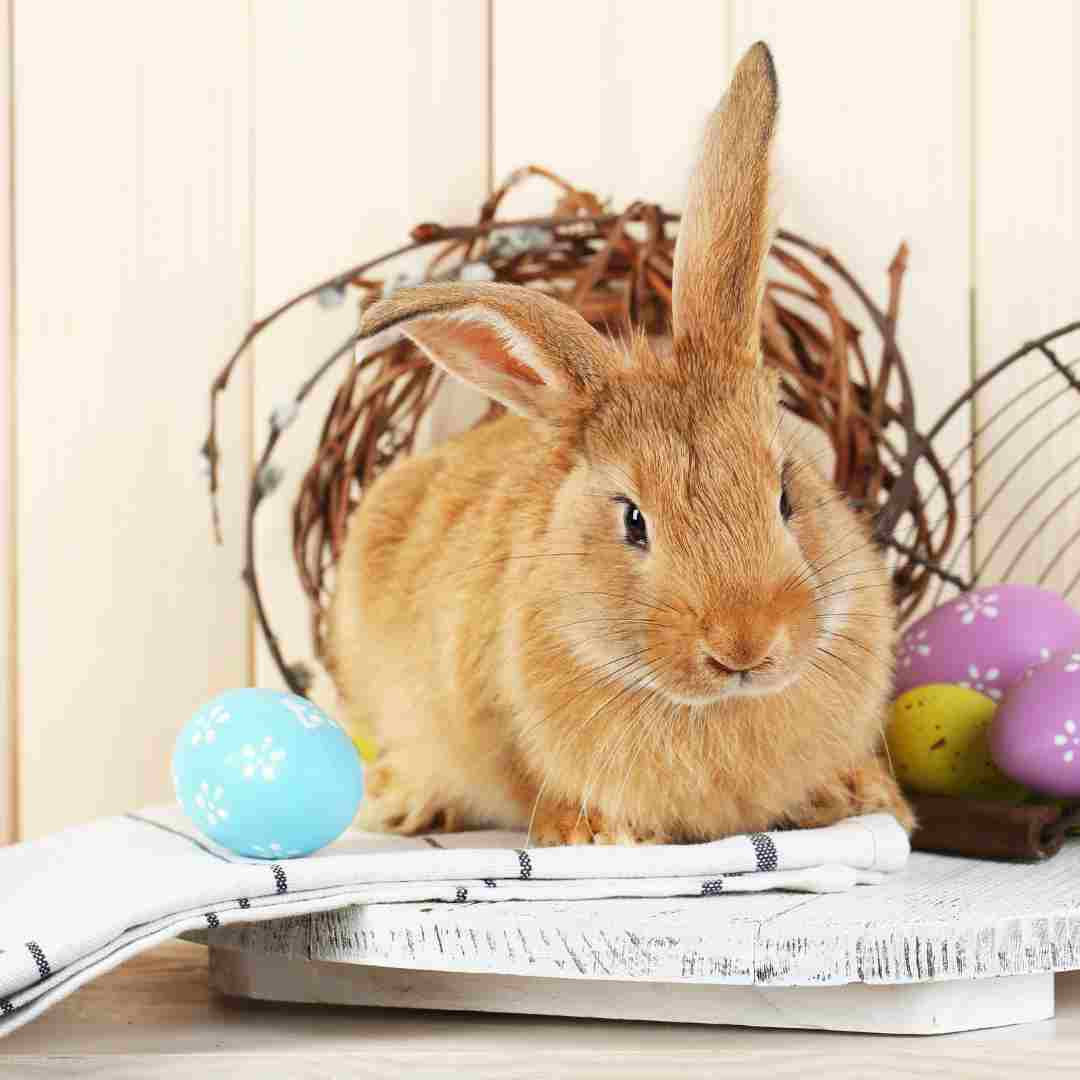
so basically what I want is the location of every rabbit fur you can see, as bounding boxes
[328,42,914,844]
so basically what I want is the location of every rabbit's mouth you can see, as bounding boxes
[661,655,806,707]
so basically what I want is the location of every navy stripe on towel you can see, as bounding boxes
[25,942,50,981]
[748,833,779,873]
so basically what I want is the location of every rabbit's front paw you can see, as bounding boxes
[359,759,464,835]
[791,755,915,834]
[531,803,671,846]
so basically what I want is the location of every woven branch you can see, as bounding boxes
[205,166,950,695]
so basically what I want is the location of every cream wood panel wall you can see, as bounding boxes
[7,3,1080,839]
[495,2,973,597]
[731,2,974,600]
[493,0,730,213]
[0,0,11,845]
[971,1,1080,596]
[14,2,253,838]
[496,1,973,435]
[250,1,491,705]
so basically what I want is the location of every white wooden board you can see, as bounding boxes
[202,844,1080,1034]
[209,950,1053,1036]
[203,845,1080,989]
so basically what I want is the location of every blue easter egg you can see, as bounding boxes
[172,688,364,859]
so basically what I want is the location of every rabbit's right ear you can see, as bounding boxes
[357,282,619,422]
[671,41,779,365]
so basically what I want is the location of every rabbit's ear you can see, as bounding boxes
[671,41,778,365]
[357,282,619,422]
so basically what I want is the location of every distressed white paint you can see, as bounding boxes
[204,844,1080,996]
[205,844,1080,1033]
[209,948,1054,1035]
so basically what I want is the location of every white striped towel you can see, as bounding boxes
[0,806,909,1035]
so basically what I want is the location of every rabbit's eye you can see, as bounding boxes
[779,484,793,522]
[617,498,649,549]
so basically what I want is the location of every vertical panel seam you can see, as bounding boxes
[968,0,979,576]
[6,0,17,842]
[485,0,494,195]
[245,0,256,687]
[726,0,735,73]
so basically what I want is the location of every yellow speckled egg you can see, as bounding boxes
[887,684,1028,799]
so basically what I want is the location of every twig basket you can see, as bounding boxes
[205,167,965,695]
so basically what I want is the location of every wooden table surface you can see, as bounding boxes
[1,943,1079,1077]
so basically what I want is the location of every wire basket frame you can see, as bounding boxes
[903,322,1080,618]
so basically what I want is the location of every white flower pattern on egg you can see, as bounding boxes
[955,593,1000,625]
[897,628,931,668]
[1054,719,1080,764]
[1022,649,1056,682]
[283,698,341,731]
[228,735,286,782]
[959,664,1002,700]
[249,841,303,857]
[1064,653,1080,673]
[193,781,229,828]
[191,704,229,746]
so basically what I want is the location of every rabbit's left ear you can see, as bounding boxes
[357,282,619,422]
[671,41,779,366]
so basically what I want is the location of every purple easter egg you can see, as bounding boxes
[894,584,1080,700]
[990,648,1080,797]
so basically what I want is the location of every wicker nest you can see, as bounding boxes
[205,166,952,695]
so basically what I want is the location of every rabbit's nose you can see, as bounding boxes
[704,648,769,676]
[703,626,787,675]
[704,653,742,676]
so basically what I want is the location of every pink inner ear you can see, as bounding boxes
[409,316,545,387]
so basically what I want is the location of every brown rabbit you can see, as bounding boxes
[328,42,914,845]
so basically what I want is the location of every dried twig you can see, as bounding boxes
[205,167,940,695]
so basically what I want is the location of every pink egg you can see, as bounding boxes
[894,584,1080,699]
[990,648,1080,797]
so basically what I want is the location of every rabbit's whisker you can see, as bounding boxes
[412,551,594,594]
[579,661,668,827]
[544,616,672,634]
[817,644,883,691]
[783,525,876,592]
[576,680,665,836]
[532,645,663,729]
[562,658,667,825]
[814,625,893,670]
[526,769,556,846]
[610,688,667,826]
[500,647,661,761]
[814,583,895,603]
[572,589,684,617]
[822,610,897,622]
[811,566,887,592]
